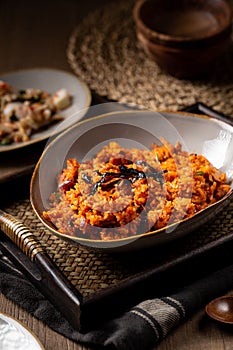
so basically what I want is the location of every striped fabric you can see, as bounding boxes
[131,297,186,342]
[2,248,233,350]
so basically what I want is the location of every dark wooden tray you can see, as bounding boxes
[1,102,233,331]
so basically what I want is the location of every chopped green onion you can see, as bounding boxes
[53,192,60,201]
[0,137,11,145]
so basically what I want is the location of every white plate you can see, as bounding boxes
[0,68,91,152]
[0,313,44,350]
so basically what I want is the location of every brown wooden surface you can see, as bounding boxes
[1,1,233,349]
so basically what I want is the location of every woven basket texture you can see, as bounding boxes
[3,198,233,297]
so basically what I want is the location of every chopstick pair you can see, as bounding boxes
[0,249,23,276]
[0,209,82,331]
[181,102,233,126]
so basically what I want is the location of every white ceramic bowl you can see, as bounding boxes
[30,109,233,252]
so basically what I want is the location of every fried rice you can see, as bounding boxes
[43,139,230,240]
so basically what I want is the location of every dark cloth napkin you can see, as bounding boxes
[1,254,233,350]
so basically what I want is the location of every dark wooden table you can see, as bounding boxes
[1,1,233,349]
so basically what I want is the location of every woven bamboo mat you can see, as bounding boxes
[67,0,233,116]
[3,196,233,298]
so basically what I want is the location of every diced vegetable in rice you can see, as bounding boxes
[43,140,230,241]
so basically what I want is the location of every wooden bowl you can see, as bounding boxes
[133,0,233,78]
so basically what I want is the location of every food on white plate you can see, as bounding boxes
[0,80,72,145]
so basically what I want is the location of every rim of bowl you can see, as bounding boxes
[133,0,233,44]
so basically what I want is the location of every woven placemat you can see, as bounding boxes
[2,196,233,298]
[67,0,233,116]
